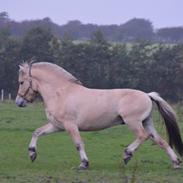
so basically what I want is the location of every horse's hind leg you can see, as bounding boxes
[143,116,181,168]
[28,123,60,162]
[124,121,148,164]
[64,123,89,169]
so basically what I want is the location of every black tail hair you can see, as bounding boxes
[149,92,183,156]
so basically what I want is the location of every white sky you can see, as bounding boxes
[0,0,183,28]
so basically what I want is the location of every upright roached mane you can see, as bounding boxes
[20,62,83,85]
[15,61,183,169]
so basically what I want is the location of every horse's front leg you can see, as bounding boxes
[28,123,59,162]
[64,123,89,169]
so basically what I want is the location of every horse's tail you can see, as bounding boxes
[148,92,183,156]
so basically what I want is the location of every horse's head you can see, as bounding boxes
[15,63,38,107]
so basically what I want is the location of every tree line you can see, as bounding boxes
[0,25,183,102]
[1,11,183,43]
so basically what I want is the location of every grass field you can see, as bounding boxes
[0,102,183,183]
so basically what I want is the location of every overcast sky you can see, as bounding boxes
[1,0,183,28]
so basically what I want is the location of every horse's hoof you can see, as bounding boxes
[123,149,132,165]
[173,164,181,169]
[28,147,37,162]
[78,160,89,170]
[124,156,131,165]
[30,152,37,162]
[78,165,88,170]
[173,159,182,169]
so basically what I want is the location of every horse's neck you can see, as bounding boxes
[33,68,71,107]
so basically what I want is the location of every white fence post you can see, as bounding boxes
[1,89,4,102]
[8,93,11,100]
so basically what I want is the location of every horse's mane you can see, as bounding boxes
[22,62,82,85]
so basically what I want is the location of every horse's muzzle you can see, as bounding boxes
[15,95,27,107]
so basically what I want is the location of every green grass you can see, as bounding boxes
[0,101,183,183]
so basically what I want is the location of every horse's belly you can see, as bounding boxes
[78,113,124,131]
[75,95,123,131]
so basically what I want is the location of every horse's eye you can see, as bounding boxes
[20,81,24,85]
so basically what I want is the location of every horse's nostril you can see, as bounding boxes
[15,96,27,107]
[19,101,26,107]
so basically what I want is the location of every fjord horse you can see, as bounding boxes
[15,61,183,169]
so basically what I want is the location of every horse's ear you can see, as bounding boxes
[19,65,25,73]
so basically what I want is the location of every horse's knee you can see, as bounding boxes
[32,131,38,137]
[32,129,43,137]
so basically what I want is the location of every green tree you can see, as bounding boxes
[21,27,55,62]
[118,18,154,42]
[0,28,21,96]
[157,27,183,43]
[0,11,10,23]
